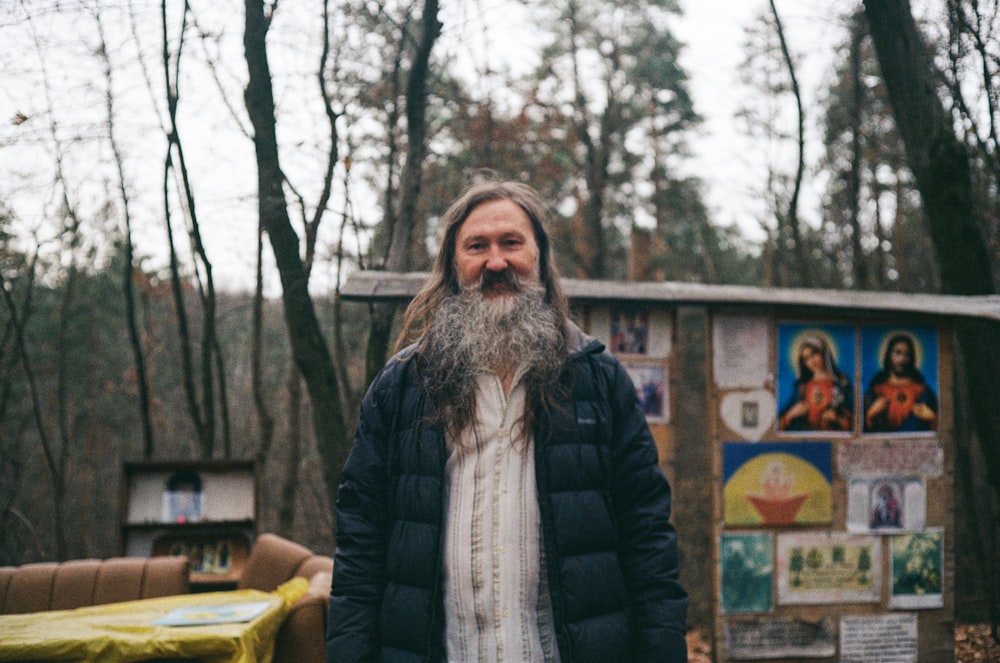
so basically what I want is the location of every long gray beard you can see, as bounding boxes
[420,282,565,434]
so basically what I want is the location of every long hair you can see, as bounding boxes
[875,333,924,384]
[394,180,570,351]
[394,180,572,441]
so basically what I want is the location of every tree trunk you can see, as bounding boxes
[863,0,999,445]
[161,0,208,456]
[97,14,155,458]
[864,0,992,296]
[865,0,1000,627]
[848,11,869,289]
[769,0,810,287]
[1,267,63,560]
[243,0,349,515]
[364,0,442,384]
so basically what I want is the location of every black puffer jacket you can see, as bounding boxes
[327,325,688,662]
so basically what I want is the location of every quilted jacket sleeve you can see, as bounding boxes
[607,356,689,662]
[327,366,394,663]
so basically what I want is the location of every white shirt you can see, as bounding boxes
[442,368,560,663]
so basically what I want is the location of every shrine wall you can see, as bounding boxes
[341,273,977,663]
[576,302,954,663]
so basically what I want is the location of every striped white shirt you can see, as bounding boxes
[442,368,560,663]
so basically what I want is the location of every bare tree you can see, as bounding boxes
[945,0,1000,186]
[159,0,230,459]
[767,0,810,287]
[0,257,61,558]
[845,10,869,288]
[243,0,351,513]
[95,12,155,458]
[363,0,442,384]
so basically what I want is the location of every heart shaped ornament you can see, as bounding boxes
[719,390,776,441]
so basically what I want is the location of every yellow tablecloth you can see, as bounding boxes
[0,577,309,663]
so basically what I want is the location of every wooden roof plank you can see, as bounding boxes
[339,271,1000,322]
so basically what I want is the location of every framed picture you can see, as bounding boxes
[861,325,939,435]
[723,441,833,527]
[162,470,204,523]
[621,358,669,423]
[890,528,944,609]
[718,390,776,442]
[610,307,650,355]
[775,323,856,435]
[776,532,881,605]
[847,477,926,533]
[719,532,773,613]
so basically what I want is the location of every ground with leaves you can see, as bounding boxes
[686,624,999,662]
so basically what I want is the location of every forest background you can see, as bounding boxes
[2,0,999,636]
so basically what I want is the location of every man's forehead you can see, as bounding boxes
[455,201,537,239]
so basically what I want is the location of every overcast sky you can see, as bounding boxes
[0,0,868,292]
[677,0,847,239]
[460,0,851,241]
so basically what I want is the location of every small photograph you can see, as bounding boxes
[847,477,926,533]
[741,400,760,429]
[890,528,944,609]
[861,326,939,434]
[776,323,856,434]
[162,470,204,523]
[718,390,776,442]
[621,358,669,423]
[610,307,650,355]
[720,532,773,613]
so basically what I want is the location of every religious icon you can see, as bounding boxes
[776,323,855,433]
[723,441,833,526]
[861,326,939,434]
[610,307,649,355]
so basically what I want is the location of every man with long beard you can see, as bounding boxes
[327,180,689,663]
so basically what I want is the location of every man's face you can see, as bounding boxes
[454,198,541,298]
[889,340,912,375]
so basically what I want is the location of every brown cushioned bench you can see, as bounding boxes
[0,534,330,663]
[0,556,190,614]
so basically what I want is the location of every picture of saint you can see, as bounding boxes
[777,325,855,433]
[621,359,668,422]
[846,477,926,534]
[869,482,902,529]
[862,328,938,433]
[610,308,649,355]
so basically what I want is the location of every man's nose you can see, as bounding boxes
[485,247,508,271]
